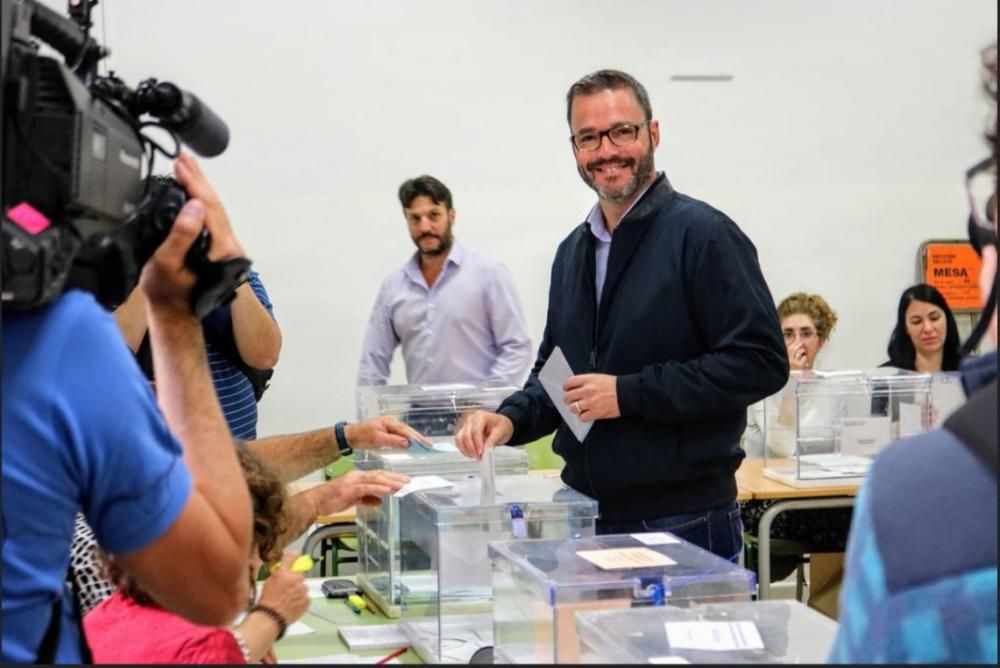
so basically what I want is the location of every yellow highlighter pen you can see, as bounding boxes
[345,593,367,614]
[268,554,314,575]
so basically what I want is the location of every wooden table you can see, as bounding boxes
[735,459,859,599]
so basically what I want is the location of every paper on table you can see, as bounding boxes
[575,547,676,570]
[539,346,592,442]
[305,579,328,599]
[337,623,409,650]
[286,655,402,665]
[664,621,764,651]
[393,475,454,498]
[285,620,315,637]
[798,453,871,477]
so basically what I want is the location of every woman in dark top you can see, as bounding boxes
[883,283,962,372]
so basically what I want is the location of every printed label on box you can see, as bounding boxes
[575,547,675,570]
[664,621,764,651]
[839,416,891,457]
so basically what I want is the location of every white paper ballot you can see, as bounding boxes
[479,445,496,504]
[337,623,409,650]
[664,621,764,651]
[898,402,924,438]
[420,383,475,391]
[393,475,454,498]
[539,346,592,442]
[285,620,315,637]
[431,441,460,453]
[287,655,402,665]
[305,579,328,599]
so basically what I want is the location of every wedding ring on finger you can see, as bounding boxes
[574,401,581,414]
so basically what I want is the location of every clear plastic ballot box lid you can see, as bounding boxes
[355,441,529,476]
[762,367,933,487]
[356,382,517,444]
[488,532,755,664]
[575,600,839,664]
[398,473,599,663]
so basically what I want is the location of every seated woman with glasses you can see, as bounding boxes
[83,446,310,664]
[741,293,854,569]
[743,292,838,458]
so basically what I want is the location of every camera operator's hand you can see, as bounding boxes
[173,152,245,259]
[141,154,247,314]
[139,198,206,313]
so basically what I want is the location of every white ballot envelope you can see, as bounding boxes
[539,346,592,443]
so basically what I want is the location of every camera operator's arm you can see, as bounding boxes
[230,280,282,369]
[113,286,148,352]
[114,157,253,626]
[177,154,281,370]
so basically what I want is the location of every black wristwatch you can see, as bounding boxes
[334,421,353,457]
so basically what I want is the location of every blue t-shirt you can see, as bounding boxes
[1,291,192,663]
[202,269,276,439]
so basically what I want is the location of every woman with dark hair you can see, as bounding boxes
[83,445,309,664]
[884,283,962,372]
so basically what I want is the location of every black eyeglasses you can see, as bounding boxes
[570,121,650,152]
[965,156,997,253]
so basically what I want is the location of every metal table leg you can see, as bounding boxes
[757,497,856,600]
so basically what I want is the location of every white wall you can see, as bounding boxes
[69,0,995,436]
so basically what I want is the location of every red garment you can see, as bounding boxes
[83,592,245,664]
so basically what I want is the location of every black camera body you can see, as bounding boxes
[1,0,246,317]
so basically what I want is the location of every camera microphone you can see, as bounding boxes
[133,80,230,157]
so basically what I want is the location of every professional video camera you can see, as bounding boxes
[1,0,249,317]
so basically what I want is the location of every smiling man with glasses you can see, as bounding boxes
[456,69,788,559]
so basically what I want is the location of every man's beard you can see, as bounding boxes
[578,145,655,204]
[413,228,454,257]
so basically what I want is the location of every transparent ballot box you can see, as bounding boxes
[575,600,838,664]
[762,368,933,487]
[397,472,598,663]
[489,533,755,664]
[355,446,529,617]
[356,382,517,451]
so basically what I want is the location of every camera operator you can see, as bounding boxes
[2,153,255,663]
[113,154,283,439]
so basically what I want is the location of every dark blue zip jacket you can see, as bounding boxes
[499,174,788,522]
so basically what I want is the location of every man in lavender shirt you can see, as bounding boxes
[357,175,532,402]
